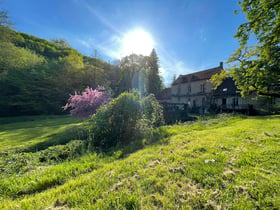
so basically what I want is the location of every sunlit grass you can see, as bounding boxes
[0,115,82,152]
[0,114,279,209]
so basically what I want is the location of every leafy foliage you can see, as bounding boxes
[50,38,71,48]
[63,86,111,119]
[117,54,149,95]
[209,70,227,90]
[89,91,164,149]
[229,0,280,97]
[0,26,117,116]
[0,41,45,74]
[148,48,162,96]
[117,51,163,96]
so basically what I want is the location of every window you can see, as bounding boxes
[233,98,239,106]
[200,84,205,93]
[188,86,191,95]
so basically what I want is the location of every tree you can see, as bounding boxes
[89,90,164,149]
[63,86,111,119]
[148,49,162,96]
[228,0,280,97]
[0,10,12,27]
[50,38,71,48]
[117,54,149,95]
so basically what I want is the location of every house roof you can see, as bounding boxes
[172,63,223,85]
[213,77,240,97]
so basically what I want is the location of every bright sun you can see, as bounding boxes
[121,29,155,57]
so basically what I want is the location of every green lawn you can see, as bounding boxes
[0,114,279,209]
[0,115,82,153]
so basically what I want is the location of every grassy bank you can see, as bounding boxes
[0,114,279,209]
[0,115,84,153]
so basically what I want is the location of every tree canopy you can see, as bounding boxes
[0,25,117,116]
[228,0,280,97]
[117,50,163,96]
[148,49,162,96]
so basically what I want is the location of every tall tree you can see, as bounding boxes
[228,0,280,97]
[148,48,162,96]
[117,54,149,95]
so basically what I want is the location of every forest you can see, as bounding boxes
[0,24,163,117]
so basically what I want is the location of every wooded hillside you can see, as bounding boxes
[0,26,118,116]
[0,26,163,117]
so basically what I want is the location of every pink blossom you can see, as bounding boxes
[63,86,111,118]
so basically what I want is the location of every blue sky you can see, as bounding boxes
[1,0,247,85]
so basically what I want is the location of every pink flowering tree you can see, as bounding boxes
[63,86,111,118]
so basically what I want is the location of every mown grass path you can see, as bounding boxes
[0,115,279,209]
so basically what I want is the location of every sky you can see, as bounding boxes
[1,0,247,86]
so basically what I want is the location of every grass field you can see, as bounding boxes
[0,115,83,153]
[0,114,279,209]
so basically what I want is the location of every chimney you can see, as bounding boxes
[219,61,223,69]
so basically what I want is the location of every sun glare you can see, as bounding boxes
[121,29,155,57]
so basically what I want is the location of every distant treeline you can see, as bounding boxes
[0,26,162,117]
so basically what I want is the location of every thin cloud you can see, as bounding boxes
[76,35,122,59]
[156,45,193,86]
[74,0,122,35]
[77,38,93,49]
[199,29,207,42]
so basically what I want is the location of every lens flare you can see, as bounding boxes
[121,29,155,56]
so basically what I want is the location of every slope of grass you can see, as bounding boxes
[0,115,84,153]
[0,114,279,209]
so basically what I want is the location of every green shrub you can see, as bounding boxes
[89,90,164,149]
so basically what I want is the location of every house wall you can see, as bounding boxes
[166,75,279,114]
[215,96,246,110]
[171,80,214,108]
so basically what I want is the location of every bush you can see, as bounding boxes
[63,86,111,118]
[89,90,164,149]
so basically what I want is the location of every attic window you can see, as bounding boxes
[223,88,228,92]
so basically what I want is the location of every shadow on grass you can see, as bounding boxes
[0,116,81,132]
[249,114,280,120]
[103,126,172,160]
[22,124,90,153]
[2,126,172,198]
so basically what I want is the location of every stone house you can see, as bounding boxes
[158,62,279,114]
[169,62,223,113]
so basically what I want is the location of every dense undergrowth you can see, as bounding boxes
[0,114,279,209]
